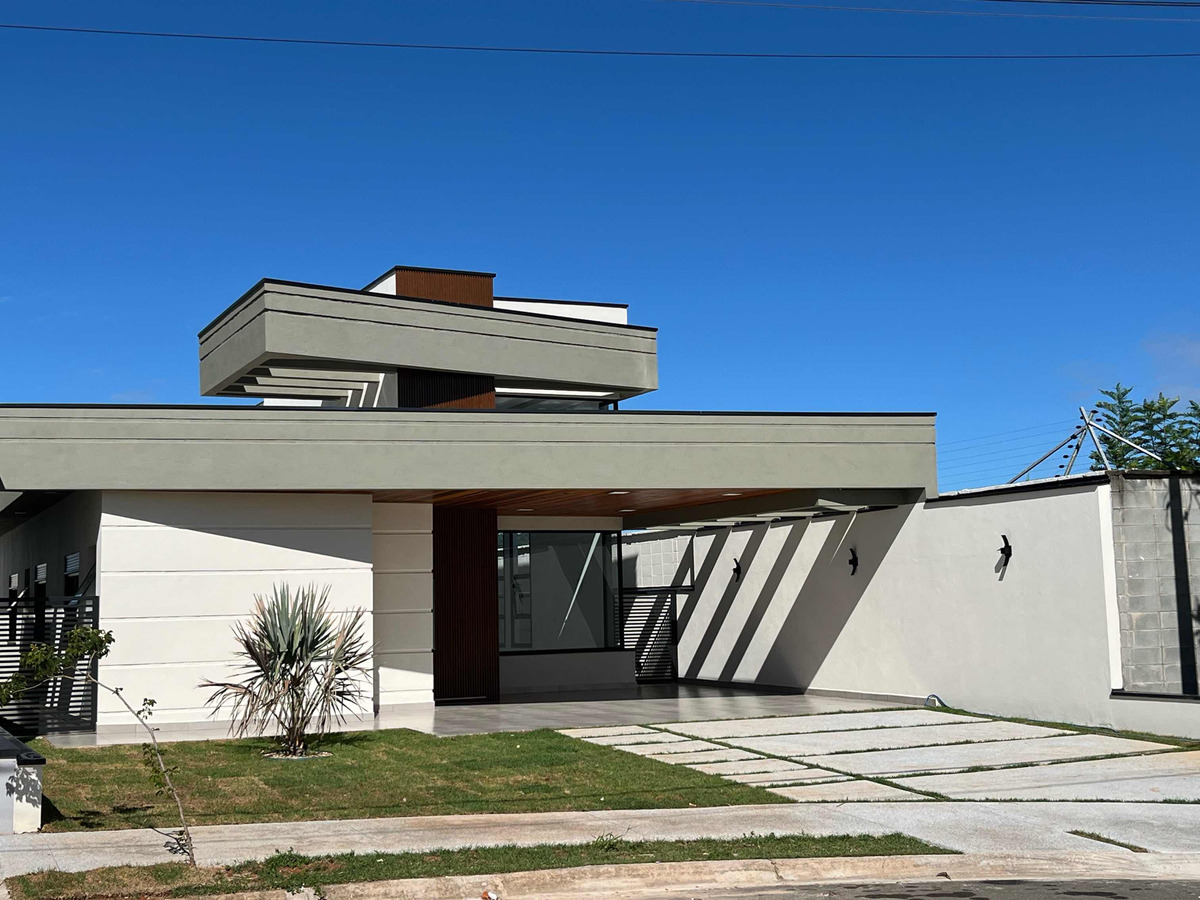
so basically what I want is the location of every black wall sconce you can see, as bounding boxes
[998,535,1013,567]
[848,547,859,576]
[732,557,742,582]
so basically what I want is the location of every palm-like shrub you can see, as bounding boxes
[203,583,371,756]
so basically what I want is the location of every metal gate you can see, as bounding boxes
[619,588,685,682]
[0,596,99,736]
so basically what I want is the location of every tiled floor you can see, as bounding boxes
[560,706,1191,802]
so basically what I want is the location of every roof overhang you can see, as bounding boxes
[199,279,658,402]
[0,407,938,503]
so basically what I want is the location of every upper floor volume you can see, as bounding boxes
[198,264,659,411]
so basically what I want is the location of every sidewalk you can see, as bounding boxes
[4,801,1200,878]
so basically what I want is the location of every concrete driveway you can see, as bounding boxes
[561,707,1200,803]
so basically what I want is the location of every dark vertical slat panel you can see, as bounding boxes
[433,507,500,702]
[396,369,496,409]
[391,269,494,308]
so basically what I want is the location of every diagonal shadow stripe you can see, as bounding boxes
[683,524,769,680]
[716,519,808,683]
[675,527,729,639]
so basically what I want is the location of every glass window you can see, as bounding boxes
[497,532,620,653]
[64,552,81,596]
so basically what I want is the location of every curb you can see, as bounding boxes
[308,852,1200,899]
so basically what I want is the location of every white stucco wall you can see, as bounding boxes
[96,491,375,729]
[672,482,1200,739]
[371,502,434,708]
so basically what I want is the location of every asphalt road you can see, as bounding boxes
[638,881,1200,900]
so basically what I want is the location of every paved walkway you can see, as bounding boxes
[4,800,1200,878]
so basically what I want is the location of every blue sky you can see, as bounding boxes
[2,0,1197,490]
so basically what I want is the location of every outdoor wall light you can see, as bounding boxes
[998,535,1013,567]
[733,557,743,582]
[848,547,859,576]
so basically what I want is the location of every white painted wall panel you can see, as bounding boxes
[371,503,434,708]
[98,492,374,728]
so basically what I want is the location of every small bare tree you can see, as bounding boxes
[0,628,195,864]
[202,584,371,757]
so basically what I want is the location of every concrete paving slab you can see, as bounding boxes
[725,769,849,785]
[620,739,724,755]
[584,732,690,746]
[646,748,762,764]
[727,720,1069,757]
[835,803,1127,854]
[896,749,1200,801]
[983,801,1200,852]
[769,780,926,802]
[802,734,1174,777]
[557,725,656,738]
[662,709,980,740]
[691,758,813,776]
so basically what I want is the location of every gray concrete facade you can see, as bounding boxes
[199,280,659,399]
[1111,474,1200,695]
[0,406,938,494]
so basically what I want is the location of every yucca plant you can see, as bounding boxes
[203,583,372,757]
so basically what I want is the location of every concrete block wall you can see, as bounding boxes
[1111,475,1200,694]
[622,532,692,588]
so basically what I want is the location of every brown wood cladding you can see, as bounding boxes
[373,487,789,517]
[389,268,494,308]
[396,368,496,409]
[432,506,500,703]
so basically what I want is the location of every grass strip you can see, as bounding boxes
[33,728,788,833]
[1067,830,1149,853]
[6,832,953,900]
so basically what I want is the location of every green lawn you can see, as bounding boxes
[8,833,953,900]
[34,727,788,832]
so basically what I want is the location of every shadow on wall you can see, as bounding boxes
[674,505,915,692]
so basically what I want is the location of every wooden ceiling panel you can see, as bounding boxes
[371,487,789,517]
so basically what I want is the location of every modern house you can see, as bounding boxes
[0,265,938,738]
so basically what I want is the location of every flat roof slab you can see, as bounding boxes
[726,720,1069,757]
[768,781,925,802]
[663,709,978,740]
[895,750,1200,801]
[800,734,1173,777]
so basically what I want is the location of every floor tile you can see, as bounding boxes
[647,748,762,765]
[662,709,979,740]
[726,768,848,785]
[801,734,1173,777]
[769,780,925,802]
[896,749,1200,800]
[585,732,689,746]
[557,725,656,739]
[726,720,1067,757]
[620,739,724,755]
[691,758,813,776]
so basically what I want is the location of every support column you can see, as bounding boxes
[432,507,499,702]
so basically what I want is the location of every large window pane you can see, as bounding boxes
[497,531,619,653]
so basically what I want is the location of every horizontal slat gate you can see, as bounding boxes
[0,597,99,736]
[620,590,678,682]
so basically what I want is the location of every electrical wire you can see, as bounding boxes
[656,0,1200,23]
[3,22,1200,59]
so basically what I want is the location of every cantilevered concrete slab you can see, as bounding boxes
[199,279,658,400]
[0,407,937,501]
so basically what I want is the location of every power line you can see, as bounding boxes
[961,0,1200,8]
[657,0,1200,23]
[938,419,1078,445]
[3,23,1200,59]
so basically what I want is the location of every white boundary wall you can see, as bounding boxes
[371,502,434,708]
[634,480,1200,739]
